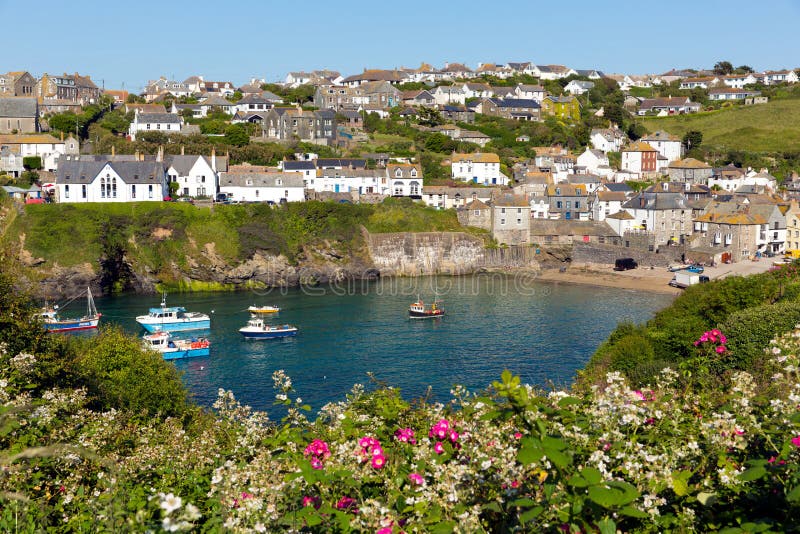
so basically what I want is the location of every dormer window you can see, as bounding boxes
[246,179,253,186]
[395,169,402,177]
[276,179,282,185]
[410,169,417,177]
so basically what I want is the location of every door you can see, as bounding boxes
[335,184,340,193]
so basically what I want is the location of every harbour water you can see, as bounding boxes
[90,275,673,415]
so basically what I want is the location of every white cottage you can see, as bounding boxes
[166,152,227,198]
[219,172,305,203]
[55,157,167,203]
[451,152,508,186]
[128,111,183,140]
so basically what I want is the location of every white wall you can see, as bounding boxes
[219,185,305,203]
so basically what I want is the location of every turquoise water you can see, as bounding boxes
[90,275,672,415]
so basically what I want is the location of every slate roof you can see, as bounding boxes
[642,130,680,142]
[600,183,633,193]
[282,160,316,171]
[316,158,367,169]
[56,159,165,184]
[0,97,37,118]
[137,113,182,124]
[220,172,304,188]
[497,98,541,109]
[165,154,228,175]
[623,192,689,210]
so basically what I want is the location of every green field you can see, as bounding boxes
[640,98,800,152]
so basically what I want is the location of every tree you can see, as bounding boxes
[417,107,443,127]
[224,124,250,146]
[736,65,754,74]
[604,104,625,128]
[627,122,646,141]
[683,130,703,150]
[713,61,734,75]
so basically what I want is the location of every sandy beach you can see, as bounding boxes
[535,258,776,295]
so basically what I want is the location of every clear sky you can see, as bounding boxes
[2,0,799,91]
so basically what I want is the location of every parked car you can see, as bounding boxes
[614,258,638,271]
[176,197,194,204]
[686,265,704,274]
[668,264,686,272]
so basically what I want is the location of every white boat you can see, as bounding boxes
[239,317,298,339]
[41,287,102,333]
[136,294,211,333]
[143,331,210,360]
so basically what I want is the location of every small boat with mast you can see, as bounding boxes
[408,296,445,319]
[40,287,102,333]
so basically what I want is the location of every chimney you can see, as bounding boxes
[157,145,164,162]
[111,145,115,157]
[181,145,185,156]
[134,150,139,161]
[211,147,217,172]
[60,131,64,141]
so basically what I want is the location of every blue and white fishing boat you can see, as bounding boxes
[239,317,298,339]
[136,294,211,333]
[143,331,210,360]
[41,287,101,333]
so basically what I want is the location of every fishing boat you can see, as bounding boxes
[408,297,445,319]
[239,317,298,339]
[247,305,280,314]
[40,287,101,332]
[143,331,210,360]
[135,294,211,333]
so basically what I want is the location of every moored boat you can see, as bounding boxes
[136,294,211,333]
[41,287,101,333]
[247,305,280,314]
[143,331,210,360]
[239,317,298,339]
[409,298,445,319]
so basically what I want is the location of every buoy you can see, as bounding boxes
[200,366,205,370]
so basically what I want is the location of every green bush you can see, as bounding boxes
[22,156,42,170]
[75,326,190,417]
[720,300,800,373]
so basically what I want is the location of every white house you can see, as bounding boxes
[432,86,466,106]
[280,160,317,183]
[128,111,183,140]
[708,168,778,193]
[762,70,799,85]
[721,73,758,88]
[232,94,278,115]
[530,197,551,219]
[451,152,508,186]
[590,127,626,153]
[462,83,493,99]
[576,148,609,175]
[0,133,79,173]
[386,163,423,196]
[55,157,167,203]
[591,190,627,222]
[284,72,313,87]
[641,131,683,163]
[514,84,546,102]
[530,65,577,80]
[165,152,227,198]
[219,171,305,203]
[564,80,595,95]
[421,186,498,209]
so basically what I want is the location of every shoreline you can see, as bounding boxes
[535,266,682,295]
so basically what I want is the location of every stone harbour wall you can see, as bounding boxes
[571,242,684,268]
[366,232,539,276]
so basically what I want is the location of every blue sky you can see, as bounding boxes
[2,0,799,91]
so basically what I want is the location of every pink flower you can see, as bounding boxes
[716,346,727,354]
[310,458,323,470]
[511,480,520,489]
[372,454,386,469]
[304,439,331,460]
[434,441,445,454]
[302,496,320,509]
[408,473,424,485]
[449,430,459,443]
[377,528,393,534]
[336,496,358,513]
[791,436,800,448]
[513,432,522,440]
[241,491,253,500]
[394,428,417,444]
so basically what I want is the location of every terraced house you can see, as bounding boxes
[263,108,337,145]
[451,152,508,186]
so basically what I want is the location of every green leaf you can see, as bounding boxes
[430,521,457,534]
[588,481,640,509]
[567,474,589,488]
[618,506,649,518]
[542,436,567,451]
[697,492,717,506]
[581,467,603,486]
[738,466,767,482]
[544,449,571,469]
[517,438,544,466]
[509,498,536,508]
[519,506,544,523]
[672,470,692,497]
[482,502,502,513]
[557,396,582,407]
[786,485,800,503]
[597,517,616,534]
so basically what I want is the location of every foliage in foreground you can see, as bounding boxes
[3,271,800,531]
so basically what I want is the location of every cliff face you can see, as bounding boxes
[27,231,539,298]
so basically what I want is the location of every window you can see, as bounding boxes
[501,208,506,214]
[474,210,480,216]
[517,208,522,214]
[566,201,571,209]
[500,219,506,225]
[81,184,86,198]
[148,185,153,199]
[147,123,151,130]
[517,218,522,224]
[575,201,580,209]
[276,179,282,185]
[557,201,562,209]
[131,184,136,198]
[64,185,69,198]
[256,190,260,197]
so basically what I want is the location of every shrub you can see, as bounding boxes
[75,326,190,417]
[720,300,800,373]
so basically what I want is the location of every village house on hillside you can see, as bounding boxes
[219,171,305,203]
[55,156,167,203]
[0,97,39,134]
[451,152,508,186]
[0,71,36,96]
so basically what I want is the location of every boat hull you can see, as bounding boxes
[409,310,445,319]
[161,347,211,360]
[44,317,101,332]
[137,319,211,333]
[239,329,298,339]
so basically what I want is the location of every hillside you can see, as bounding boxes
[640,98,800,152]
[2,199,483,296]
